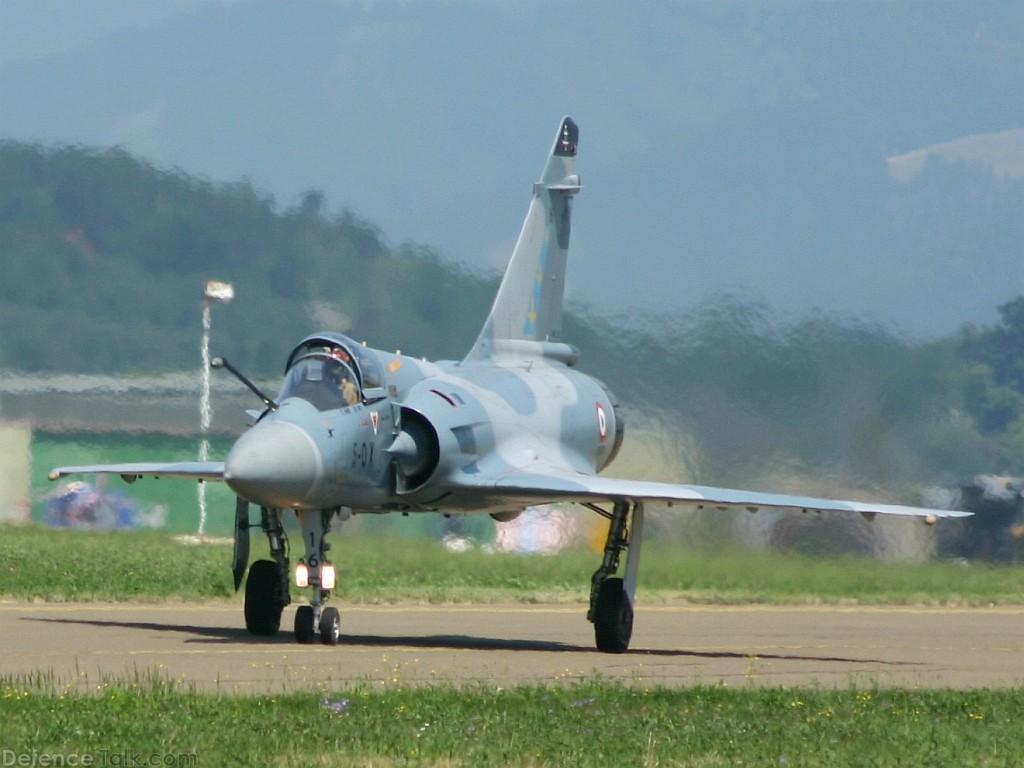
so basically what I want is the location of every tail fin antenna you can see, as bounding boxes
[464,116,580,362]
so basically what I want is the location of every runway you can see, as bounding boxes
[3,601,1022,692]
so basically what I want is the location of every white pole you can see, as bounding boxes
[198,298,212,536]
[197,280,232,538]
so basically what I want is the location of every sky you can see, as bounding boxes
[0,0,217,64]
[1,0,1021,338]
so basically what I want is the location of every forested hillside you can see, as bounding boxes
[1,142,1021,486]
[0,141,496,374]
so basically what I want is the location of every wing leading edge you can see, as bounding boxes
[48,462,225,483]
[479,470,971,520]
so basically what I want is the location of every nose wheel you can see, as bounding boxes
[294,605,341,645]
[294,605,316,644]
[320,607,341,645]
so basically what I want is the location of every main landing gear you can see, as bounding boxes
[234,498,645,653]
[586,500,644,653]
[234,501,343,645]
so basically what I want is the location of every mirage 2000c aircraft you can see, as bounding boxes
[50,117,969,652]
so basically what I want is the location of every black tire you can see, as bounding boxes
[244,560,283,636]
[294,605,316,644]
[320,606,341,646]
[594,577,633,653]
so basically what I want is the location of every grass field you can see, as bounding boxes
[3,524,1024,606]
[1,675,1021,767]
[3,525,1023,766]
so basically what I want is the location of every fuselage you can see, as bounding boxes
[223,333,623,515]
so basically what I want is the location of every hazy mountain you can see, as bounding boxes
[1,0,1022,336]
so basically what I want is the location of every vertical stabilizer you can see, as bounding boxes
[464,117,580,361]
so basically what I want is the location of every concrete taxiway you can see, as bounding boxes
[2,602,1021,692]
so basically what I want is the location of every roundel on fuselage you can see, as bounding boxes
[593,383,624,472]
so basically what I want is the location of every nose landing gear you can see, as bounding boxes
[293,508,342,645]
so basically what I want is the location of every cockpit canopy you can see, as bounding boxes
[280,333,388,411]
[279,354,360,411]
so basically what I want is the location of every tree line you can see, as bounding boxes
[1,141,1020,485]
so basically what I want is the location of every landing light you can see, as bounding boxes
[295,561,309,588]
[322,564,337,590]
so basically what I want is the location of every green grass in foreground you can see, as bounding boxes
[1,677,1021,767]
[2,524,1024,606]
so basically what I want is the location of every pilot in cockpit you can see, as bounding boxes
[327,347,360,406]
[337,367,359,406]
[283,351,360,411]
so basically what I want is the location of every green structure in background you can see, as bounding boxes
[32,432,237,535]
[0,422,31,524]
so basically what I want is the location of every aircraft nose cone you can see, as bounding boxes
[224,422,322,508]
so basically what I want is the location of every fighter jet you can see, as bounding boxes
[50,117,969,652]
